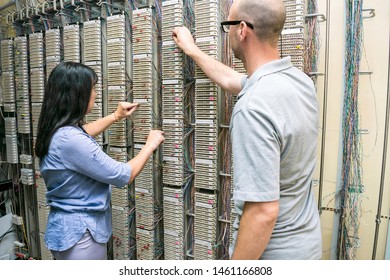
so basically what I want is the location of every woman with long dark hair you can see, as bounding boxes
[35,62,164,260]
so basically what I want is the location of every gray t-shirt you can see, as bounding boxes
[229,57,322,259]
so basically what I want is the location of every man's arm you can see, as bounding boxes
[231,200,279,259]
[172,26,244,94]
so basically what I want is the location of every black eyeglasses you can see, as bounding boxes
[220,20,254,33]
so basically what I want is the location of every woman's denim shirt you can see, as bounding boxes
[40,125,131,251]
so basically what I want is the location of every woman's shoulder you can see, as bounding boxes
[55,125,99,152]
[52,125,87,145]
[55,125,83,136]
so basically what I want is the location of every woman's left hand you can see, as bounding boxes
[115,102,139,120]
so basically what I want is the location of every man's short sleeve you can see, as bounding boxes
[231,109,280,202]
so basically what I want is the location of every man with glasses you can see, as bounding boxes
[172,0,321,260]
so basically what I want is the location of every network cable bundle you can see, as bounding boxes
[0,0,315,260]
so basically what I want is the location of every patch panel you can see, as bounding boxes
[132,29,154,146]
[161,0,189,189]
[35,173,46,204]
[132,8,153,56]
[5,135,18,164]
[107,146,128,163]
[2,72,16,105]
[162,144,184,155]
[135,228,157,260]
[284,20,305,29]
[82,20,102,62]
[132,7,162,259]
[4,117,17,134]
[112,206,132,259]
[285,4,304,12]
[107,39,126,62]
[14,37,31,135]
[30,69,45,103]
[135,208,156,231]
[20,154,33,165]
[133,145,153,190]
[1,39,14,72]
[194,166,217,180]
[194,0,220,195]
[108,127,128,147]
[194,7,219,18]
[194,239,216,260]
[28,31,45,174]
[21,168,34,185]
[82,19,103,149]
[132,130,151,144]
[85,62,103,102]
[163,188,185,257]
[163,166,185,182]
[39,233,54,260]
[85,102,103,121]
[107,14,126,39]
[132,125,154,138]
[4,117,18,163]
[287,9,304,17]
[194,192,217,259]
[164,234,185,259]
[85,105,103,145]
[111,187,130,209]
[63,24,80,62]
[37,203,49,232]
[229,201,237,245]
[45,29,61,78]
[278,42,305,51]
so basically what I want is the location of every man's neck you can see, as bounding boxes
[244,42,280,77]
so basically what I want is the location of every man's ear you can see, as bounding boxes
[239,21,249,41]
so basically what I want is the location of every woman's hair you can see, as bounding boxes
[35,62,98,158]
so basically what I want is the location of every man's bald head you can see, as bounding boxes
[235,0,286,46]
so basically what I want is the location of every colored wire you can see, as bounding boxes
[338,0,364,260]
